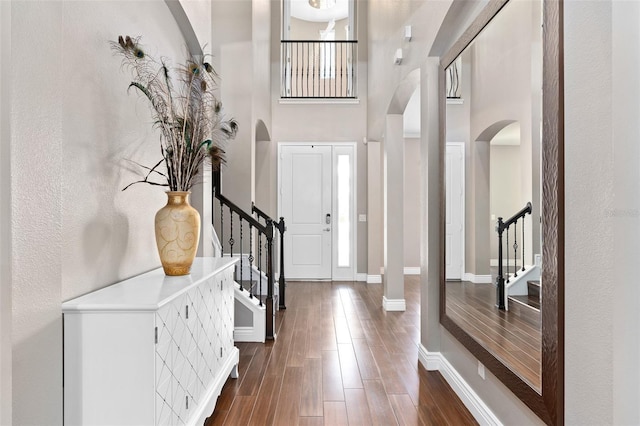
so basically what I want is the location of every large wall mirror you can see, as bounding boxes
[439,0,563,423]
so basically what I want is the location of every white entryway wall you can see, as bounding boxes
[0,1,11,422]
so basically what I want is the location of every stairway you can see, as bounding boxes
[507,280,541,327]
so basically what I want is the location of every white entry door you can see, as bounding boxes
[280,145,333,279]
[446,143,464,280]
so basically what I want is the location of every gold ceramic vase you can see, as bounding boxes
[155,191,201,276]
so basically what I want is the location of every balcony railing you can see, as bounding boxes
[281,40,357,99]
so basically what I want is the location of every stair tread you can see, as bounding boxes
[509,295,541,310]
[527,280,541,287]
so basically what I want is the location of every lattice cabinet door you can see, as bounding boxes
[63,258,239,426]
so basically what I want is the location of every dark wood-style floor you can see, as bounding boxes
[206,276,477,425]
[445,281,541,391]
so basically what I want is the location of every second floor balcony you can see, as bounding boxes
[281,40,358,100]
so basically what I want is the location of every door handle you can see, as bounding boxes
[323,228,331,232]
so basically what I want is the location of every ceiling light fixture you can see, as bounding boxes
[308,0,336,10]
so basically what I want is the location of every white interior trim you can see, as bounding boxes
[367,274,382,284]
[382,296,406,312]
[446,142,466,280]
[233,287,266,343]
[418,346,501,426]
[463,273,493,284]
[378,267,421,276]
[356,273,367,282]
[404,267,420,275]
[332,143,357,281]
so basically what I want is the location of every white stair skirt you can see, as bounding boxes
[234,285,266,343]
[504,264,540,311]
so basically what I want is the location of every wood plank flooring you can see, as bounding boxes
[205,277,477,425]
[445,281,541,391]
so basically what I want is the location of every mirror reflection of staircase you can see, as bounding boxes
[508,279,541,327]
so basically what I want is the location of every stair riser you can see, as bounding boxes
[527,281,541,300]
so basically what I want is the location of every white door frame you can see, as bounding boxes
[446,142,465,280]
[278,142,357,281]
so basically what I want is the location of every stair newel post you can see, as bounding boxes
[265,219,275,340]
[278,217,287,310]
[496,217,506,310]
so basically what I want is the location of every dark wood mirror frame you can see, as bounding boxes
[438,0,564,424]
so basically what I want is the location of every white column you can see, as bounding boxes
[383,114,405,311]
[420,58,441,354]
[367,141,383,282]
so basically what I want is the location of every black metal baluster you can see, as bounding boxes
[240,217,244,287]
[340,42,344,97]
[258,233,263,306]
[297,42,301,97]
[220,199,224,256]
[249,224,254,299]
[229,211,234,258]
[513,220,518,278]
[324,42,328,97]
[522,218,526,271]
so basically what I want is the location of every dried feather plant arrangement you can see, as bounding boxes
[111,35,238,191]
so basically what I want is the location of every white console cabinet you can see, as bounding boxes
[63,257,239,426]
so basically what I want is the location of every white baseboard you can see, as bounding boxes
[233,326,265,343]
[377,267,421,275]
[418,345,501,426]
[382,296,406,312]
[418,344,440,371]
[356,273,367,282]
[367,274,382,284]
[404,267,420,275]
[463,273,493,284]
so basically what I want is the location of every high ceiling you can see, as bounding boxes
[290,0,349,22]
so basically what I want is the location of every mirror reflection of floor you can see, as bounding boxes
[445,279,541,392]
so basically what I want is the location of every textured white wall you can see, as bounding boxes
[489,145,522,260]
[367,0,451,140]
[611,1,640,423]
[403,138,420,268]
[11,3,64,422]
[565,0,616,423]
[0,1,11,423]
[9,2,196,423]
[367,141,383,276]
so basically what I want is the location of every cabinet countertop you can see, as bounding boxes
[62,257,238,312]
